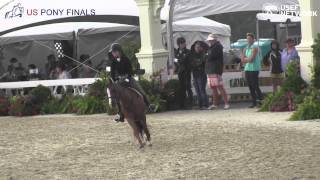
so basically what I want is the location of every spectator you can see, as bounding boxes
[5,58,18,82]
[174,37,193,109]
[48,61,58,80]
[263,40,283,94]
[62,57,77,78]
[27,64,40,81]
[206,34,230,110]
[281,38,300,75]
[15,63,27,81]
[56,63,71,79]
[241,33,263,108]
[79,54,96,78]
[55,62,72,94]
[2,65,16,82]
[45,54,56,79]
[190,41,209,110]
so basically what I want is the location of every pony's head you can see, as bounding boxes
[106,78,120,101]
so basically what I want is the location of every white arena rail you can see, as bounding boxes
[0,78,100,96]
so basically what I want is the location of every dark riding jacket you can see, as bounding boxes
[205,41,224,75]
[174,47,191,75]
[110,55,133,81]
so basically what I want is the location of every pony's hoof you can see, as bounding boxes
[139,144,145,149]
[147,142,152,147]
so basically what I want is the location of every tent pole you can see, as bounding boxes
[286,23,289,39]
[256,18,260,42]
[256,18,262,61]
[72,31,77,62]
[167,0,177,77]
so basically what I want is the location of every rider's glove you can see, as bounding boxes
[125,78,130,82]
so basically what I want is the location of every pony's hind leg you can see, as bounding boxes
[127,118,144,149]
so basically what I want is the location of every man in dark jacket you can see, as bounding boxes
[174,37,193,109]
[205,34,230,110]
[190,41,209,110]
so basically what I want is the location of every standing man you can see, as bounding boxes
[174,37,193,109]
[205,34,230,110]
[241,33,263,108]
[190,41,209,110]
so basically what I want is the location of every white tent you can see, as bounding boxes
[0,18,231,74]
[163,0,299,20]
[255,13,301,49]
[0,22,138,77]
[0,0,299,34]
[161,17,231,50]
[0,22,137,45]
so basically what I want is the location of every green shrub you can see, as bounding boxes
[289,34,320,120]
[29,85,52,104]
[259,91,290,112]
[8,96,38,116]
[312,33,320,61]
[40,95,78,115]
[140,78,167,112]
[311,63,320,89]
[8,96,25,116]
[88,79,108,99]
[282,62,307,94]
[260,62,307,113]
[290,88,320,120]
[7,86,53,116]
[259,93,274,112]
[0,96,9,116]
[148,94,167,112]
[290,103,320,120]
[72,96,107,115]
[40,97,62,114]
[162,79,181,110]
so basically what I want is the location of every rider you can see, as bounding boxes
[108,43,154,122]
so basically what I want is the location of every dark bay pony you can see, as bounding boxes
[106,80,151,149]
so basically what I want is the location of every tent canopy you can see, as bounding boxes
[256,13,301,22]
[1,17,230,46]
[162,0,299,20]
[161,17,231,36]
[161,17,231,50]
[0,22,137,45]
[0,0,299,35]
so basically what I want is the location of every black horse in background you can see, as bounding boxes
[106,79,151,149]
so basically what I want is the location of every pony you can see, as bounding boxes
[106,79,151,149]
